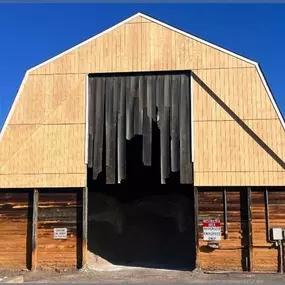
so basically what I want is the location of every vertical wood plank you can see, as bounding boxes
[160,75,170,183]
[143,75,152,166]
[31,189,39,271]
[194,186,200,269]
[118,77,126,183]
[87,77,95,168]
[247,187,253,272]
[82,187,88,268]
[93,78,105,179]
[171,74,180,172]
[180,74,191,183]
[105,77,116,184]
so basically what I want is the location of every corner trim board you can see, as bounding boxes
[190,71,194,162]
[84,75,89,165]
[0,72,28,141]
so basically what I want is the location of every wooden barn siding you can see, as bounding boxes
[0,189,82,270]
[193,69,285,186]
[0,15,284,187]
[198,189,245,271]
[0,191,31,269]
[251,190,285,272]
[251,190,278,272]
[0,74,86,188]
[199,188,285,272]
[37,190,82,269]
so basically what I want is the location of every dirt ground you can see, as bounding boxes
[2,266,285,283]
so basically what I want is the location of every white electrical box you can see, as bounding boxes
[271,228,283,241]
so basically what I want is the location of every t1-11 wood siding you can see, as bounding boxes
[193,69,285,186]
[0,191,31,269]
[0,74,86,188]
[0,13,284,187]
[37,190,82,269]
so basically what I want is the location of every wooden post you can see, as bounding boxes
[264,188,271,242]
[31,189,38,271]
[82,187,88,267]
[194,186,200,269]
[247,187,253,272]
[223,188,228,239]
[279,241,284,274]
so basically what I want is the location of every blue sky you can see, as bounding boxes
[0,3,285,130]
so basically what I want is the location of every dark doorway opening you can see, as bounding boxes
[87,122,195,270]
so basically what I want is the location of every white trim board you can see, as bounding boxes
[0,72,28,141]
[84,75,89,165]
[190,72,194,163]
[1,12,284,143]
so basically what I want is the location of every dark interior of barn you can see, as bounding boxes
[87,122,195,270]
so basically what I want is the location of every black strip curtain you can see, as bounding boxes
[87,73,192,184]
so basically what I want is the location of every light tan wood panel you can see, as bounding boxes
[0,124,85,176]
[30,16,253,76]
[9,75,46,125]
[0,125,38,169]
[193,68,279,121]
[9,74,85,125]
[194,120,284,173]
[127,15,143,23]
[195,172,285,187]
[0,124,45,174]
[42,124,86,174]
[0,73,86,188]
[0,174,86,188]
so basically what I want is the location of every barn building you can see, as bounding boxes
[0,12,285,272]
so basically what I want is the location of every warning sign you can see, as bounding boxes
[53,228,67,239]
[203,219,221,241]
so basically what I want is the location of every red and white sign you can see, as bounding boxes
[203,219,221,241]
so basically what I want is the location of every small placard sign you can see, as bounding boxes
[53,228,67,239]
[203,219,221,241]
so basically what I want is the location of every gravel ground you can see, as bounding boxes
[2,267,285,283]
[1,267,285,283]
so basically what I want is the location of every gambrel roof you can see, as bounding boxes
[0,12,284,188]
[1,12,284,142]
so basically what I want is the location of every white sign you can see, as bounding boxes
[53,228,67,239]
[203,219,221,241]
[271,228,283,241]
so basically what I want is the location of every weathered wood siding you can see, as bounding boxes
[251,190,285,272]
[199,188,285,272]
[87,73,192,184]
[37,190,82,269]
[0,14,284,187]
[0,191,31,269]
[251,190,276,272]
[198,189,247,271]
